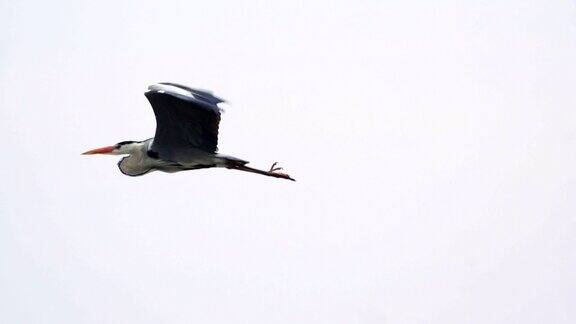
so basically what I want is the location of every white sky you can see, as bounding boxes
[2,0,576,323]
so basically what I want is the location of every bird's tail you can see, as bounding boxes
[216,154,249,168]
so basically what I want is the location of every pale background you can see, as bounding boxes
[1,0,576,323]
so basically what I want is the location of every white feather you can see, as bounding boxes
[148,83,196,99]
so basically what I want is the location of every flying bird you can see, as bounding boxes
[82,83,294,181]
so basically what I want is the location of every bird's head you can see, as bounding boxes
[82,141,140,155]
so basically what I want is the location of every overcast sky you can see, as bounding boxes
[2,0,576,323]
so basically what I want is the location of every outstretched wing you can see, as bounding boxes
[144,83,225,160]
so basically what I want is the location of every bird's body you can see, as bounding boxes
[113,138,247,176]
[83,83,294,181]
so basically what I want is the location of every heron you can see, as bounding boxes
[82,82,295,181]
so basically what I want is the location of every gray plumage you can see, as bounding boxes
[83,82,294,181]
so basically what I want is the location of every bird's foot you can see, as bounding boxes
[269,162,283,172]
[268,162,295,181]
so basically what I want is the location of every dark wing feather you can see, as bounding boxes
[145,84,223,160]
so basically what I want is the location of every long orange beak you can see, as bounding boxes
[82,146,115,155]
